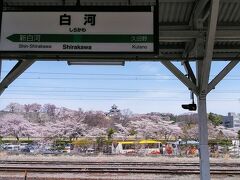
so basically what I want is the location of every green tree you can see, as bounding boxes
[96,136,105,152]
[129,129,137,136]
[208,112,222,127]
[107,128,115,140]
[238,130,240,140]
[72,138,92,150]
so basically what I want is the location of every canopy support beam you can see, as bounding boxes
[207,61,239,93]
[0,59,35,95]
[161,61,198,95]
[182,61,196,85]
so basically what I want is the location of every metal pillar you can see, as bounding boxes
[197,1,220,179]
[162,58,238,180]
[197,95,210,180]
[0,60,2,81]
[198,61,239,180]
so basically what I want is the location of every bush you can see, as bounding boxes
[19,140,33,144]
[54,139,70,146]
[72,139,93,147]
[208,139,231,146]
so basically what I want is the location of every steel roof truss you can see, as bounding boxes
[207,60,239,93]
[182,61,196,85]
[0,60,35,95]
[161,61,197,95]
[185,0,209,58]
[191,0,209,28]
[200,0,219,95]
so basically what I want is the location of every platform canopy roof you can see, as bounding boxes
[1,3,238,179]
[2,0,240,60]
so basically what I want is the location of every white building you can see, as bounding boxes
[222,113,240,128]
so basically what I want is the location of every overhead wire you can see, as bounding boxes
[0,97,239,102]
[1,71,240,102]
[6,85,240,91]
[5,89,189,93]
[1,77,239,81]
[1,70,240,78]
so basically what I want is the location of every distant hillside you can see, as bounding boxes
[0,102,237,141]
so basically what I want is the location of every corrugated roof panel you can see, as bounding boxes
[215,41,240,46]
[174,3,183,22]
[80,0,156,6]
[4,0,195,24]
[78,0,129,6]
[4,0,156,6]
[130,0,156,6]
[159,1,194,24]
[184,2,193,22]
[215,41,240,53]
[159,42,185,54]
[227,3,239,22]
[218,0,240,24]
[217,41,236,45]
[4,0,66,6]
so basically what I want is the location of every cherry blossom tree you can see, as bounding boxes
[113,123,129,138]
[126,114,183,140]
[84,111,112,128]
[5,103,24,113]
[185,125,198,140]
[87,127,106,137]
[177,113,198,126]
[3,102,231,143]
[0,114,35,141]
[43,104,56,117]
[24,103,41,113]
[24,103,43,123]
[118,109,133,126]
[24,104,31,113]
[216,126,237,139]
[45,118,87,140]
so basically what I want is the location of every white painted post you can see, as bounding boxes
[198,95,210,180]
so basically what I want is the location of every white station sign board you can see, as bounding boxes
[0,7,157,56]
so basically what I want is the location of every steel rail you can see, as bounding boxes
[0,166,240,175]
[1,161,240,167]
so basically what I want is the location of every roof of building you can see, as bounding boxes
[117,140,161,144]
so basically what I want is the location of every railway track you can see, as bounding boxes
[0,166,239,175]
[1,160,240,167]
[0,161,240,175]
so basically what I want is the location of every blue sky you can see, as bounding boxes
[0,60,239,115]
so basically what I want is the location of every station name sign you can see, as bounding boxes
[0,6,158,58]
